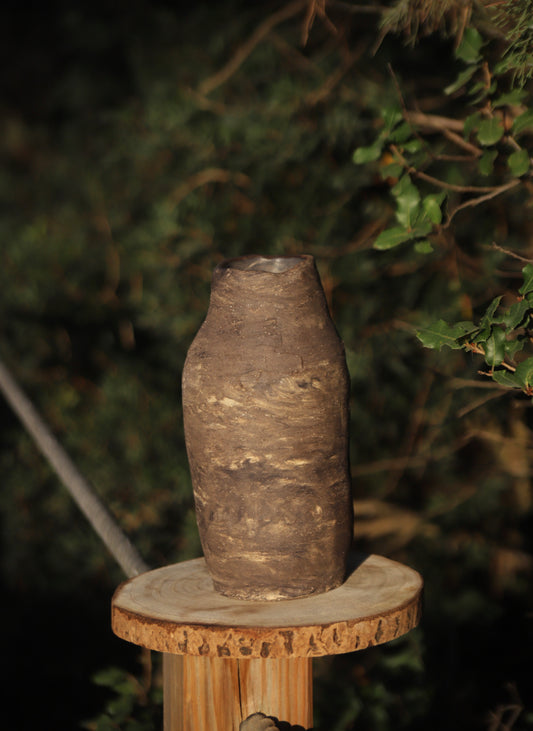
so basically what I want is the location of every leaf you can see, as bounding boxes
[392,175,420,228]
[507,149,530,177]
[492,370,523,389]
[493,89,527,107]
[416,320,477,350]
[445,66,477,95]
[519,264,533,295]
[353,141,383,164]
[382,106,403,134]
[410,219,433,237]
[502,299,531,329]
[389,121,414,144]
[504,338,526,359]
[414,239,433,254]
[480,296,503,326]
[469,80,496,104]
[422,194,443,224]
[512,109,533,136]
[478,149,498,176]
[403,139,423,153]
[477,118,504,146]
[463,112,483,138]
[514,357,533,389]
[455,27,483,64]
[484,327,506,367]
[373,226,413,250]
[379,162,403,179]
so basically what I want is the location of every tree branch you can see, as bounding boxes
[445,179,522,225]
[198,0,307,96]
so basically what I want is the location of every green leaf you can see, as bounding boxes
[416,320,477,350]
[504,338,526,359]
[389,121,414,144]
[502,299,531,329]
[492,369,523,389]
[478,149,498,176]
[392,175,420,228]
[469,80,496,104]
[373,226,413,250]
[382,106,403,134]
[514,357,533,389]
[507,149,530,177]
[519,264,533,295]
[422,194,443,224]
[477,118,504,146]
[463,112,483,138]
[455,27,483,64]
[484,327,506,367]
[512,109,533,136]
[403,138,423,153]
[414,239,433,254]
[410,219,434,238]
[380,162,403,179]
[353,141,383,164]
[445,66,477,95]
[493,89,527,107]
[480,296,503,326]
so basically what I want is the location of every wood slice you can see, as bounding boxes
[112,554,422,659]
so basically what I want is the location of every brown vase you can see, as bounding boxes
[182,255,353,600]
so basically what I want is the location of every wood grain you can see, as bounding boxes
[163,654,312,731]
[112,554,423,658]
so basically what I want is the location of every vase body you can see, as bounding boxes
[182,255,353,600]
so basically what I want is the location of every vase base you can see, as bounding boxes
[211,576,345,602]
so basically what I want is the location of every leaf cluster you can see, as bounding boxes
[417,264,533,395]
[353,25,532,256]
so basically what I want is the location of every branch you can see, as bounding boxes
[169,168,251,207]
[198,0,307,96]
[390,144,503,193]
[445,179,522,225]
[0,357,149,579]
[489,242,533,264]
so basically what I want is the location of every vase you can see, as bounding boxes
[182,255,353,600]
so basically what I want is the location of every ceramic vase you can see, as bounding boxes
[182,255,353,600]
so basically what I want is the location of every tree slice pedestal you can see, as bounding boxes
[112,554,423,730]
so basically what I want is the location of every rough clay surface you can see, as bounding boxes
[182,255,353,600]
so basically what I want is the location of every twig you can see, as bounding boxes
[404,110,465,133]
[0,357,149,579]
[302,0,338,45]
[445,179,522,226]
[456,390,507,418]
[489,241,533,264]
[198,0,307,96]
[169,168,251,207]
[305,44,364,105]
[389,144,500,193]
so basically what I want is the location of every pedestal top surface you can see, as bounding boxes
[112,554,422,659]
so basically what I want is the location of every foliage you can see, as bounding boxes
[417,264,533,395]
[1,1,533,730]
[83,662,163,731]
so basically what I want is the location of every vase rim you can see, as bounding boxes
[218,254,313,274]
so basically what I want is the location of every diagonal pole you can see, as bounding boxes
[0,356,149,579]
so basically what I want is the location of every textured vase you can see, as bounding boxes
[182,255,353,600]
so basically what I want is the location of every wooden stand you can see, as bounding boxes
[112,554,422,730]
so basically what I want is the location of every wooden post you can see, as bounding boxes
[112,554,422,730]
[163,655,312,730]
